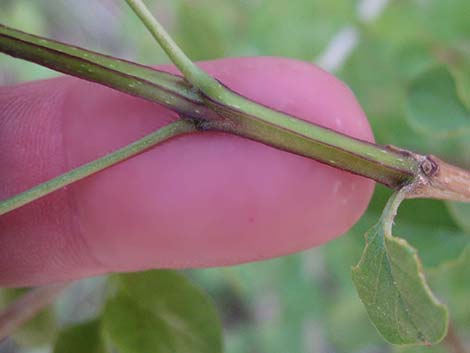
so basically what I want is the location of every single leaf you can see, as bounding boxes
[102,270,223,353]
[406,66,470,138]
[53,320,106,353]
[350,186,469,268]
[379,187,469,267]
[352,192,448,345]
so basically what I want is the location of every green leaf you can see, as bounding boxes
[406,66,470,138]
[351,186,469,268]
[352,192,448,345]
[53,320,106,353]
[384,187,469,267]
[102,270,223,353]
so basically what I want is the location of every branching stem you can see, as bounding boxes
[0,3,469,215]
[125,0,222,96]
[123,0,470,202]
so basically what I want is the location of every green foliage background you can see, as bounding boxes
[0,0,468,352]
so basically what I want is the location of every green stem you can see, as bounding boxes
[3,21,466,196]
[125,0,223,96]
[123,0,419,188]
[0,120,195,216]
[380,190,406,235]
[202,90,418,188]
[0,22,419,188]
[0,24,216,121]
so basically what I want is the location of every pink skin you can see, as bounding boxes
[0,57,374,287]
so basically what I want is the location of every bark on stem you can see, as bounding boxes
[406,155,470,202]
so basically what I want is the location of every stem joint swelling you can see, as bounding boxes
[184,116,211,132]
[420,156,439,177]
[406,154,470,202]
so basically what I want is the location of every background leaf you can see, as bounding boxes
[406,66,470,138]
[102,270,223,353]
[53,320,106,353]
[352,193,448,345]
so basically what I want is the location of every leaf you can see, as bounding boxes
[53,320,106,353]
[352,192,448,345]
[406,66,470,138]
[351,186,469,268]
[102,270,223,353]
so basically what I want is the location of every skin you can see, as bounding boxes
[0,57,375,287]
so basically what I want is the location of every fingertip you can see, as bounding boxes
[0,57,375,286]
[66,57,374,271]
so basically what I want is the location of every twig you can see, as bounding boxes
[409,155,470,202]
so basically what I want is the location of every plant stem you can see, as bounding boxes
[1,22,469,202]
[0,24,216,121]
[202,89,418,188]
[125,0,221,95]
[0,120,196,216]
[123,0,470,200]
[0,282,69,341]
[1,23,417,189]
[380,190,407,235]
[125,1,420,188]
[410,156,470,202]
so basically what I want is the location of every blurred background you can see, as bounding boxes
[0,0,469,352]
